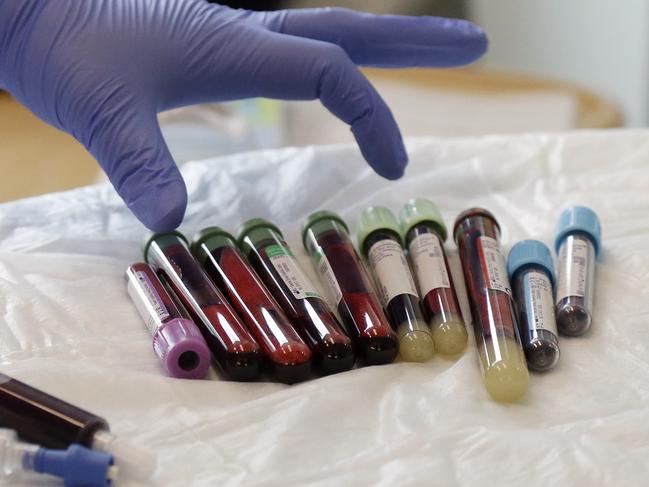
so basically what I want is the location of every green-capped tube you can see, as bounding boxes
[238,218,355,375]
[191,227,313,384]
[400,198,468,358]
[357,206,435,362]
[142,231,261,381]
[302,211,398,365]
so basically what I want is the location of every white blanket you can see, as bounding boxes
[2,130,647,486]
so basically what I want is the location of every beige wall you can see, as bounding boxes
[0,92,99,202]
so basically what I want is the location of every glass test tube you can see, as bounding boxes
[554,206,601,337]
[238,219,355,374]
[399,198,468,357]
[303,211,399,365]
[355,207,433,362]
[191,227,312,384]
[0,373,155,480]
[453,208,529,402]
[143,231,261,381]
[125,263,211,379]
[508,240,560,371]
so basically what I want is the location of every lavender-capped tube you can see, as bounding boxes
[125,263,211,379]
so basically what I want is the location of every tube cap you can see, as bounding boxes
[554,205,601,257]
[301,210,349,249]
[357,206,402,250]
[237,218,283,247]
[507,240,556,285]
[453,207,500,241]
[142,231,188,263]
[190,226,236,266]
[153,318,211,379]
[399,198,448,242]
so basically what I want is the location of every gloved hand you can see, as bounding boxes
[0,1,487,231]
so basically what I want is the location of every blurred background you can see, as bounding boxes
[2,0,632,202]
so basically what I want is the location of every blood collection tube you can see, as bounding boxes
[554,206,601,336]
[238,219,355,374]
[453,208,529,401]
[508,240,561,371]
[0,373,155,481]
[125,263,211,379]
[354,207,433,362]
[399,199,468,357]
[303,211,399,365]
[143,231,261,381]
[190,227,312,384]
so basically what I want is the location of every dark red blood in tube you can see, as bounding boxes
[303,218,398,365]
[191,228,312,383]
[144,232,261,381]
[238,219,354,375]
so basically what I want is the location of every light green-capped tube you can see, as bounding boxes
[400,198,468,358]
[358,206,435,362]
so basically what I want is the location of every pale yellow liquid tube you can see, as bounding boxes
[454,209,529,402]
[400,199,468,358]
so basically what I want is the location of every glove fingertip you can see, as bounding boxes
[444,19,489,64]
[128,181,188,232]
[462,25,489,62]
[377,145,408,180]
[352,123,408,181]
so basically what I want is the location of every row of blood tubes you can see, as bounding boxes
[125,199,469,384]
[125,199,600,401]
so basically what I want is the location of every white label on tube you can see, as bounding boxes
[556,238,588,302]
[266,245,321,300]
[523,271,558,335]
[316,251,343,306]
[408,232,451,297]
[368,239,418,306]
[478,236,512,296]
[127,271,170,335]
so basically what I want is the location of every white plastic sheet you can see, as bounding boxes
[2,130,649,486]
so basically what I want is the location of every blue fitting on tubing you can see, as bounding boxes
[507,239,556,285]
[34,444,114,487]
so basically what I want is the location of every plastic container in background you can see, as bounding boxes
[0,373,155,481]
[143,231,261,381]
[508,240,561,371]
[554,206,601,336]
[125,263,211,379]
[302,211,398,365]
[355,207,433,362]
[238,219,355,375]
[191,227,312,384]
[454,208,529,402]
[400,199,468,357]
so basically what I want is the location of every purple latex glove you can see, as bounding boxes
[0,1,487,231]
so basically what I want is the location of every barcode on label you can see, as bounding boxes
[478,236,512,296]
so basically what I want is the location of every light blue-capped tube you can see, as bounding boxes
[508,240,560,371]
[554,206,601,336]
